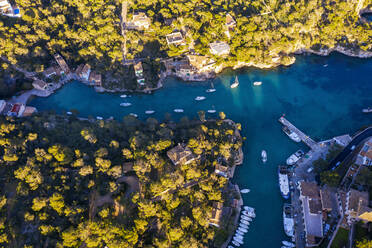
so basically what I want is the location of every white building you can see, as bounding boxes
[209,41,230,56]
[355,137,372,166]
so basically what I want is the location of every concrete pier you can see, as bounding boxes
[279,116,318,149]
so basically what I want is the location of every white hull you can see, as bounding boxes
[96,116,103,120]
[120,103,132,107]
[129,113,138,118]
[206,89,216,93]
[195,96,206,101]
[253,81,262,86]
[261,150,267,163]
[241,189,250,193]
[282,241,295,247]
[207,110,216,113]
[174,109,184,113]
[145,110,155,114]
[233,237,243,244]
[232,241,240,247]
[239,223,249,229]
[240,220,250,225]
[120,94,127,98]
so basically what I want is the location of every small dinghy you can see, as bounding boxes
[66,111,72,115]
[145,110,155,114]
[120,102,132,107]
[207,109,216,113]
[253,81,262,86]
[232,240,240,247]
[323,64,328,67]
[195,96,206,101]
[206,88,216,93]
[129,113,138,118]
[261,150,267,163]
[174,109,184,113]
[120,94,127,98]
[96,116,103,120]
[241,189,250,194]
[282,241,295,247]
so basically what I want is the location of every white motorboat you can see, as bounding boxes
[120,102,132,107]
[243,207,256,218]
[362,107,372,113]
[236,230,245,236]
[231,76,239,88]
[233,237,243,245]
[66,111,72,115]
[243,206,255,212]
[206,88,216,93]
[253,81,262,86]
[145,110,155,114]
[238,227,248,233]
[96,116,103,120]
[261,150,267,163]
[282,241,295,247]
[241,215,252,221]
[286,150,304,165]
[240,220,250,225]
[241,213,252,221]
[129,113,138,118]
[207,109,216,113]
[240,189,250,194]
[195,96,206,101]
[120,94,127,98]
[282,126,301,143]
[228,246,235,248]
[239,223,249,229]
[235,234,244,239]
[278,166,290,199]
[232,241,240,247]
[323,64,328,67]
[174,109,184,113]
[283,203,295,237]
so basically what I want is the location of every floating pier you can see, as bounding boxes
[279,116,318,149]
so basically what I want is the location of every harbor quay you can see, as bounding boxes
[278,116,353,248]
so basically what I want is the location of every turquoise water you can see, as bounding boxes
[30,53,372,247]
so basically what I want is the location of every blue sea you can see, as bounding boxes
[29,53,372,248]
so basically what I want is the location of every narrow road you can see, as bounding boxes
[328,127,372,170]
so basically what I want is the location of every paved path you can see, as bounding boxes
[328,127,372,170]
[279,116,318,149]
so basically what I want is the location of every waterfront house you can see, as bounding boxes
[134,62,144,78]
[32,80,48,91]
[127,12,151,30]
[167,143,196,166]
[186,55,216,73]
[88,71,102,87]
[209,41,230,56]
[298,181,323,245]
[54,54,70,74]
[345,189,372,224]
[215,164,229,178]
[166,32,185,46]
[355,137,372,166]
[80,64,91,81]
[43,66,62,78]
[225,13,236,29]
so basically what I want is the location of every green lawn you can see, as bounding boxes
[331,227,349,248]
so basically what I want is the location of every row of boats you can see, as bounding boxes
[228,206,256,248]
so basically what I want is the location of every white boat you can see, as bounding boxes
[206,88,216,93]
[207,109,216,113]
[323,64,328,67]
[232,241,240,247]
[228,246,235,248]
[241,215,252,221]
[261,150,267,163]
[241,213,252,221]
[236,230,245,236]
[231,76,239,88]
[242,207,256,218]
[286,150,304,165]
[253,81,262,86]
[129,113,138,118]
[282,241,295,247]
[243,206,255,212]
[282,126,301,143]
[174,109,184,113]
[281,246,290,248]
[66,111,72,115]
[195,96,206,101]
[145,110,155,114]
[240,220,250,225]
[278,166,290,199]
[120,94,127,98]
[240,189,250,194]
[234,234,244,239]
[239,223,249,229]
[233,237,243,244]
[120,102,132,107]
[238,227,248,233]
[283,203,295,237]
[96,116,103,120]
[362,107,372,113]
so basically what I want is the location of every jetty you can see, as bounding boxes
[279,116,318,149]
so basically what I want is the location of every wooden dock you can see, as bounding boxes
[279,116,318,149]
